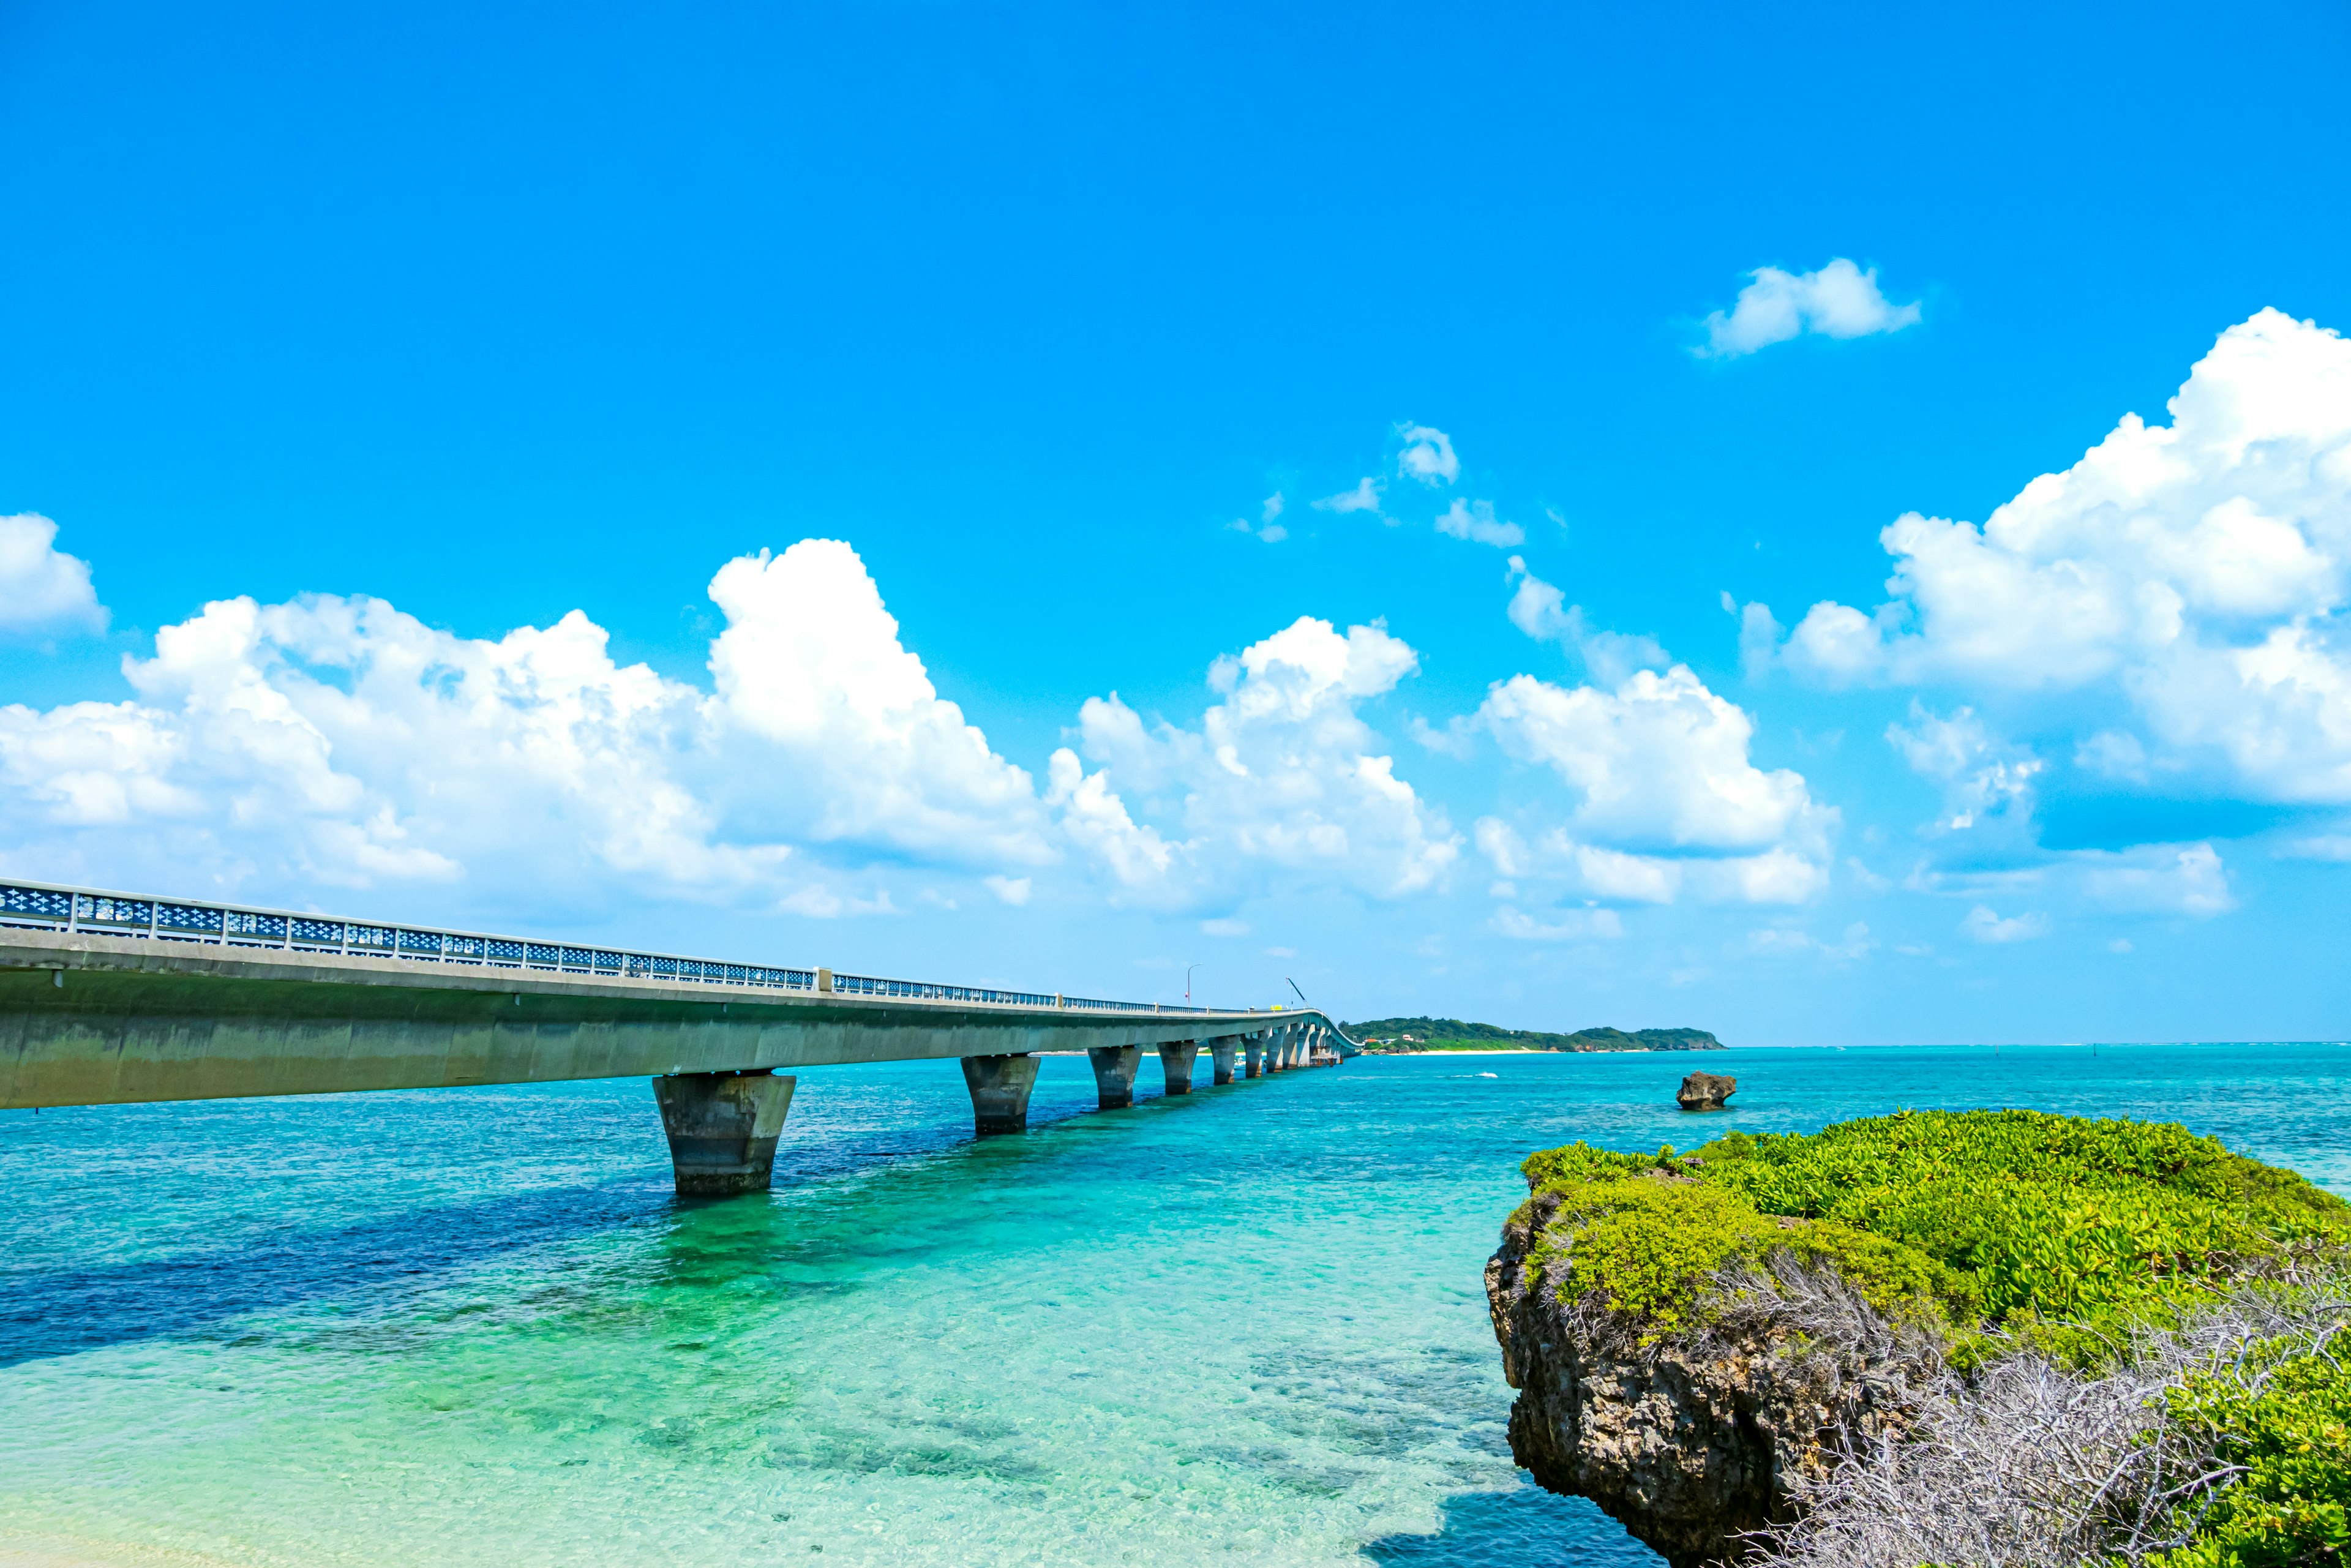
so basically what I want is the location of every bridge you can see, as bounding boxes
[0,880,1351,1194]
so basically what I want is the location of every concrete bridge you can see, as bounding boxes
[0,880,1352,1194]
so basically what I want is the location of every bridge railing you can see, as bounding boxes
[0,879,1238,1016]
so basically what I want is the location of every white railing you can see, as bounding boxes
[0,878,1241,1016]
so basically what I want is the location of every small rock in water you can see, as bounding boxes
[1676,1071,1736,1111]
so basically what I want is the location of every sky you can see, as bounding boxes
[3,0,2350,1044]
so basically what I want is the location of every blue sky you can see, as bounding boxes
[4,0,2350,1043]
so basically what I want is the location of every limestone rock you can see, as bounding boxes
[1485,1193,1929,1567]
[1677,1071,1737,1111]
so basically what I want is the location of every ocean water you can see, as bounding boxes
[2,1043,2346,1568]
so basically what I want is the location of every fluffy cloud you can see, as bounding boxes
[0,514,105,635]
[1777,310,2351,808]
[0,539,1048,913]
[1397,424,1460,486]
[1698,259,1920,358]
[1434,499,1523,547]
[1047,617,1460,910]
[1471,662,1835,905]
[1509,558,1670,685]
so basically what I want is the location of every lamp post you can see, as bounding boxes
[1185,963,1201,1003]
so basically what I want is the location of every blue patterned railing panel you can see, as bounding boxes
[0,878,1244,1017]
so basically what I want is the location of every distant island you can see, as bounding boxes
[1343,1017,1723,1052]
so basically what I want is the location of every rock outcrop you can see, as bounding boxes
[1485,1188,1930,1568]
[1677,1071,1736,1111]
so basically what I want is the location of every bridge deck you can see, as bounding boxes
[1,928,1314,1111]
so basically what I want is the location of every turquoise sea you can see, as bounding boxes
[3,1043,2347,1568]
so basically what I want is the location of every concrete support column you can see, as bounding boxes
[652,1069,795,1196]
[1243,1035,1264,1078]
[1158,1040,1200,1095]
[1270,1027,1292,1071]
[961,1052,1040,1136]
[1209,1035,1239,1086]
[1089,1044,1142,1109]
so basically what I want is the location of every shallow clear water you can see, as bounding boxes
[2,1043,2346,1567]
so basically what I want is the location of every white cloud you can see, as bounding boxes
[1480,666,1824,852]
[1200,917,1250,937]
[704,542,1052,866]
[1230,492,1288,544]
[1262,945,1297,958]
[0,539,1050,915]
[1049,617,1461,910]
[1471,662,1834,906]
[0,514,105,635]
[1959,905,2050,943]
[1774,309,2351,807]
[1397,424,1461,486]
[1747,921,1875,961]
[2278,832,2351,861]
[1314,478,1385,516]
[1885,703,2042,836]
[2077,842,2233,916]
[1507,558,1668,685]
[1491,905,1624,941]
[1435,498,1524,548]
[983,874,1032,906]
[1698,258,1921,359]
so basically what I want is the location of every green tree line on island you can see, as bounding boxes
[1341,1016,1723,1052]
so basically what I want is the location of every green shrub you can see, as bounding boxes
[2143,1332,2351,1567]
[1514,1111,2349,1348]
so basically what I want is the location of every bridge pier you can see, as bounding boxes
[960,1052,1040,1136]
[1088,1044,1142,1109]
[652,1069,795,1196]
[1243,1037,1263,1078]
[1209,1036,1239,1086]
[1158,1041,1199,1095]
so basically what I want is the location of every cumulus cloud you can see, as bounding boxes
[0,514,105,635]
[1509,559,1669,685]
[1698,258,1921,358]
[0,539,1049,915]
[1397,424,1461,486]
[1471,661,1835,906]
[1048,617,1461,910]
[1772,309,2351,806]
[1434,498,1524,548]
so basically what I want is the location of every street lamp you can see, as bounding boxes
[1185,963,1201,1003]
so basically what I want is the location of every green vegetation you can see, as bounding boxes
[2144,1337,2351,1567]
[1517,1109,2349,1346]
[1346,1016,1722,1052]
[1514,1110,2351,1566]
